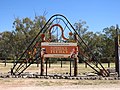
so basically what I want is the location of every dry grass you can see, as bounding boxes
[0,62,115,74]
[0,62,117,87]
[26,62,115,74]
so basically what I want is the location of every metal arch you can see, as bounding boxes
[41,17,73,33]
[49,24,68,41]
[47,14,109,76]
[12,14,73,74]
[11,14,109,76]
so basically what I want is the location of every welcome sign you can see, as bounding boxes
[41,42,78,58]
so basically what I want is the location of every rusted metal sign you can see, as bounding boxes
[41,42,78,58]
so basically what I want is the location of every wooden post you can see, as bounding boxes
[4,58,6,67]
[11,68,13,75]
[74,58,77,76]
[40,42,44,76]
[49,58,51,68]
[85,63,87,68]
[70,59,72,76]
[46,58,48,76]
[108,62,110,68]
[41,57,44,76]
[61,60,62,68]
[72,60,75,68]
[37,58,39,67]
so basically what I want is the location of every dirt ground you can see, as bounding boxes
[0,63,119,90]
[0,78,120,90]
[0,85,120,90]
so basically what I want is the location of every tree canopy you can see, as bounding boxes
[0,15,119,63]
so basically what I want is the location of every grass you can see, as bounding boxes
[0,62,115,74]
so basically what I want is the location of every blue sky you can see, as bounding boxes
[0,0,120,32]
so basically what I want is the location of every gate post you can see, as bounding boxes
[46,58,48,76]
[41,57,44,76]
[74,58,77,76]
[40,46,46,76]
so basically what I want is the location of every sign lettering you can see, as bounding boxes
[41,42,78,58]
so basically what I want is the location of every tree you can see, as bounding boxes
[0,15,48,59]
[100,26,116,62]
[0,31,14,58]
[74,20,89,37]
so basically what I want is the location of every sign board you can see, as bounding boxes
[41,42,78,58]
